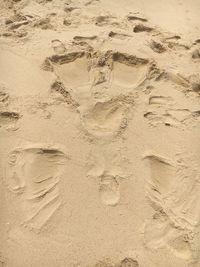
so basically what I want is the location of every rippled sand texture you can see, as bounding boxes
[0,0,200,266]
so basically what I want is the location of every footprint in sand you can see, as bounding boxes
[44,49,149,92]
[144,212,193,261]
[143,154,194,260]
[0,83,9,104]
[143,154,177,208]
[80,97,131,137]
[120,257,139,267]
[48,51,89,88]
[94,15,120,27]
[133,24,153,33]
[127,12,148,23]
[108,31,132,40]
[99,174,120,206]
[0,111,21,131]
[43,48,149,137]
[149,40,166,53]
[5,145,67,230]
[51,39,66,54]
[111,52,149,89]
[93,257,139,267]
[0,111,20,126]
[87,149,130,206]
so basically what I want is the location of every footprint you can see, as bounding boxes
[95,15,119,27]
[64,6,79,13]
[162,36,189,50]
[51,79,78,106]
[167,233,193,260]
[112,52,149,89]
[0,254,6,267]
[91,67,109,86]
[87,152,122,206]
[108,31,131,40]
[51,39,66,54]
[84,0,99,6]
[33,17,53,30]
[63,17,72,26]
[81,97,131,137]
[144,212,192,260]
[167,109,191,122]
[149,96,172,105]
[0,86,9,103]
[99,174,120,206]
[43,48,148,136]
[8,20,29,30]
[93,257,139,267]
[192,48,200,59]
[120,257,139,267]
[133,24,153,33]
[44,48,149,93]
[164,72,190,88]
[5,146,67,230]
[144,106,193,127]
[143,111,164,126]
[144,92,194,127]
[164,35,181,41]
[73,35,97,42]
[72,35,98,49]
[149,40,166,53]
[190,74,200,93]
[94,260,113,267]
[112,52,149,66]
[48,51,85,65]
[127,12,147,22]
[144,154,177,209]
[143,154,194,260]
[0,111,20,128]
[49,52,89,88]
[5,12,31,31]
[191,82,200,93]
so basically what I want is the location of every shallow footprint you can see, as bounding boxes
[120,257,139,267]
[5,146,67,230]
[112,52,149,89]
[0,111,20,128]
[53,54,89,87]
[99,174,120,206]
[167,233,192,260]
[144,154,176,202]
[108,31,131,40]
[51,39,66,54]
[144,212,192,261]
[81,97,131,137]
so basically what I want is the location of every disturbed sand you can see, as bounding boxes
[0,0,200,266]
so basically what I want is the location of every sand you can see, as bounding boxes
[0,0,200,266]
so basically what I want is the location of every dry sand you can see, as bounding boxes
[0,0,200,266]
